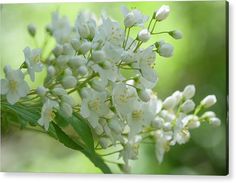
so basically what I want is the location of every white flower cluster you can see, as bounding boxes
[0,5,221,172]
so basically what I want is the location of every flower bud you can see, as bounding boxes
[124,12,136,27]
[47,65,56,76]
[151,116,164,129]
[64,68,72,76]
[61,95,74,106]
[52,44,63,57]
[108,119,122,133]
[27,24,36,37]
[172,91,183,104]
[94,124,104,135]
[78,65,88,76]
[99,61,111,70]
[200,95,217,108]
[182,115,200,129]
[99,137,111,149]
[62,43,74,55]
[155,5,170,21]
[80,41,91,55]
[183,85,195,99]
[78,23,90,39]
[52,87,67,96]
[90,78,105,92]
[71,38,81,51]
[181,99,195,113]
[169,30,183,40]
[92,50,106,63]
[209,117,221,126]
[163,96,177,109]
[61,102,72,117]
[155,41,174,58]
[138,29,151,42]
[138,89,150,102]
[36,86,47,97]
[3,65,11,75]
[62,76,77,89]
[163,122,172,131]
[69,56,87,68]
[202,111,216,119]
[56,55,70,65]
[80,87,90,98]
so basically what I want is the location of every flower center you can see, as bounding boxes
[9,80,17,91]
[45,108,55,120]
[88,98,100,112]
[132,110,143,120]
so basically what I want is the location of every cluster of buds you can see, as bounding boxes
[0,5,220,172]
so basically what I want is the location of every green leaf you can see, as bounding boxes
[52,122,111,174]
[52,122,84,151]
[1,102,57,138]
[56,112,95,152]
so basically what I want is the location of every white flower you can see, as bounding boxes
[201,95,217,108]
[121,6,148,27]
[24,47,43,82]
[112,83,139,117]
[136,46,157,84]
[169,30,183,39]
[153,130,170,163]
[155,5,170,21]
[75,12,96,39]
[1,65,30,105]
[49,11,72,44]
[127,96,158,140]
[94,17,125,47]
[137,29,151,42]
[156,41,174,58]
[183,85,195,99]
[80,88,110,128]
[38,99,59,130]
[181,99,195,113]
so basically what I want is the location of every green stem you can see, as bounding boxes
[147,18,154,30]
[152,31,170,35]
[151,20,158,33]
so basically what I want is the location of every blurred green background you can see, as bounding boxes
[0,1,227,175]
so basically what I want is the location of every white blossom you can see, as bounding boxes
[24,47,43,81]
[1,65,29,105]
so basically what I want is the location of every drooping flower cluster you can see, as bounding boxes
[0,5,221,172]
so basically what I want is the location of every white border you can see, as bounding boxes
[0,0,235,183]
